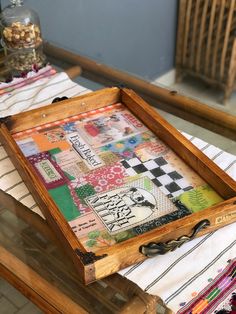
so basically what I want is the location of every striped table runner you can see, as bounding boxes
[0,71,235,313]
[176,259,235,313]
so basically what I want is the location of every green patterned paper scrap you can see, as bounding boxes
[49,147,62,155]
[49,185,80,221]
[75,184,96,203]
[176,184,223,213]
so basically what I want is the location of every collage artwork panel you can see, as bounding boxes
[14,103,223,252]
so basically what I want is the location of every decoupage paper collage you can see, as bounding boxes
[14,103,223,251]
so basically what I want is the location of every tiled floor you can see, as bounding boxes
[0,279,42,314]
[1,72,235,314]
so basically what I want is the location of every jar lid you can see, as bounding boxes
[10,0,24,6]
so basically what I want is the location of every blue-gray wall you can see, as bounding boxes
[2,0,178,80]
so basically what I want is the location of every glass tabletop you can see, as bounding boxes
[0,47,234,314]
[0,189,167,314]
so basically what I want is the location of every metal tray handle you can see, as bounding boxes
[139,219,210,257]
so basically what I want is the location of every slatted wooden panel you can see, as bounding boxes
[176,0,236,103]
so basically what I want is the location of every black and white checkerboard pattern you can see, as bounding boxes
[122,156,193,198]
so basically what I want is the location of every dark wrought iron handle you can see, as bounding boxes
[51,96,69,103]
[139,219,210,257]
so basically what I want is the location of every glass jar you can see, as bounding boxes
[0,0,42,50]
[5,45,47,76]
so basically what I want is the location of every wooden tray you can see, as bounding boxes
[0,87,236,284]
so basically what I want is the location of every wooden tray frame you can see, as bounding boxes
[0,87,236,284]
